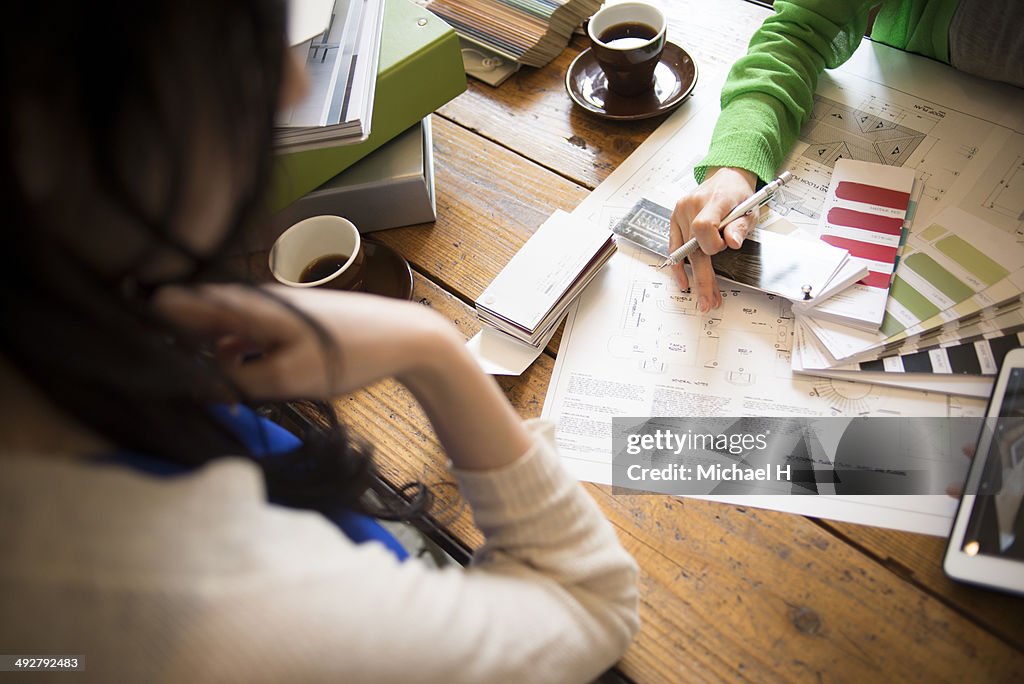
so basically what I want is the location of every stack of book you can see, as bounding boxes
[426,0,601,68]
[277,0,386,152]
[789,160,1024,399]
[269,0,466,212]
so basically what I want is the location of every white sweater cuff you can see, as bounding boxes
[450,419,581,536]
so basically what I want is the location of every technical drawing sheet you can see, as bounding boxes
[542,7,1024,535]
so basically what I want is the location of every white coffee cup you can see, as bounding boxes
[269,215,365,290]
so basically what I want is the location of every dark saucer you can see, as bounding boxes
[565,41,698,121]
[359,239,414,300]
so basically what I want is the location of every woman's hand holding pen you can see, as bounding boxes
[669,166,758,312]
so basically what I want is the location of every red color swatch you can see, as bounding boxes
[821,235,899,265]
[858,270,893,289]
[835,181,911,211]
[827,207,905,236]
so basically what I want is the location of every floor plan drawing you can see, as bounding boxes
[800,95,930,169]
[772,82,995,231]
[607,252,796,382]
[963,133,1024,240]
[984,155,1024,220]
[771,94,936,226]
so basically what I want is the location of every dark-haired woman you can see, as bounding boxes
[0,2,639,681]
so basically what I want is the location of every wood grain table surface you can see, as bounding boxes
[294,28,1024,684]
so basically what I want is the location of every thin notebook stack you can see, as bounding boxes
[426,0,601,68]
[476,210,616,347]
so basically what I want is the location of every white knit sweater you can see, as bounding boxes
[0,419,639,683]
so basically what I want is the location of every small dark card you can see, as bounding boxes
[611,198,672,257]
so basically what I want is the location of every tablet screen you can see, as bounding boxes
[962,367,1024,561]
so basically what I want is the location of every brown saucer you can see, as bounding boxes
[359,239,414,300]
[565,41,698,121]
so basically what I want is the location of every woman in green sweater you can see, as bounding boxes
[670,0,1023,311]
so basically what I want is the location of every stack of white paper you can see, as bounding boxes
[476,210,616,347]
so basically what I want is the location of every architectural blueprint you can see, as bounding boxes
[775,79,998,236]
[962,132,1024,241]
[608,246,796,384]
[541,6,1024,534]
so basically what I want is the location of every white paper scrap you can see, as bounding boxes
[466,324,558,376]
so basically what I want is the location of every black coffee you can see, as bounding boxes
[299,253,350,283]
[598,21,658,48]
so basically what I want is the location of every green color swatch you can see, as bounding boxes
[881,313,906,337]
[935,235,1008,286]
[919,223,947,241]
[889,275,941,320]
[904,253,974,302]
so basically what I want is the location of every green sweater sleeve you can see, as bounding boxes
[871,0,957,63]
[695,0,876,184]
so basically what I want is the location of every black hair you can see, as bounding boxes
[0,2,426,518]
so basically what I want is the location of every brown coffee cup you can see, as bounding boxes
[269,215,366,291]
[587,2,667,97]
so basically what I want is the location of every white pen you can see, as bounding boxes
[657,171,794,269]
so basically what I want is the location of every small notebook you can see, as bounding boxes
[476,210,616,347]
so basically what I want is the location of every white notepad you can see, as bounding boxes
[476,210,615,347]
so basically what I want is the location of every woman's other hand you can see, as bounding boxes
[153,284,461,401]
[155,282,534,470]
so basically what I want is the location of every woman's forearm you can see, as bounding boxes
[398,329,534,471]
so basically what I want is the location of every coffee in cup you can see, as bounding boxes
[269,215,365,291]
[587,2,667,97]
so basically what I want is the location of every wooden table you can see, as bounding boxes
[314,32,1024,684]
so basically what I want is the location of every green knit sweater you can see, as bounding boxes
[696,0,961,184]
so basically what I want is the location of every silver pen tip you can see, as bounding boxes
[778,170,794,185]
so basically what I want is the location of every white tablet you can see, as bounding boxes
[944,347,1024,595]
